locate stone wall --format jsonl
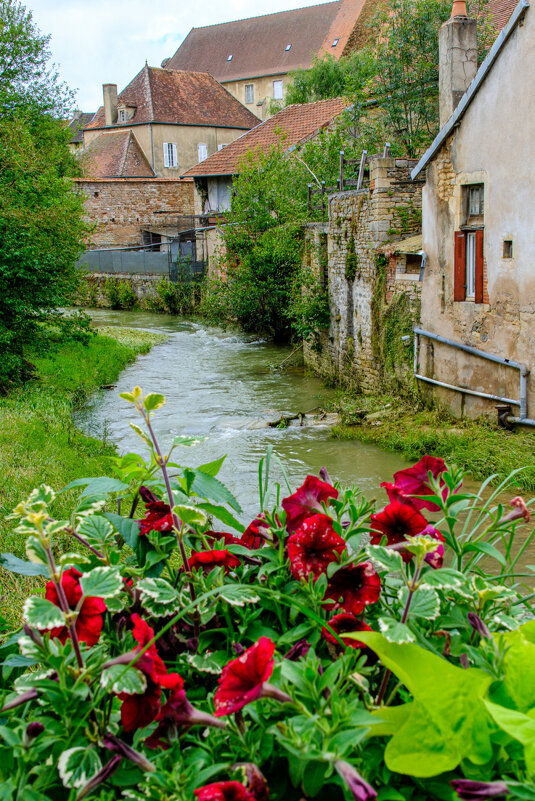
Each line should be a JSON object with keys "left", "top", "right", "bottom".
{"left": 75, "top": 178, "right": 194, "bottom": 248}
{"left": 77, "top": 274, "right": 164, "bottom": 310}
{"left": 303, "top": 154, "right": 422, "bottom": 391}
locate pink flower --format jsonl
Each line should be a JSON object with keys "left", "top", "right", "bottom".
{"left": 392, "top": 456, "right": 448, "bottom": 511}
{"left": 287, "top": 514, "right": 346, "bottom": 580}
{"left": 282, "top": 475, "right": 339, "bottom": 533}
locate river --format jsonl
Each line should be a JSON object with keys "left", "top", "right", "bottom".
{"left": 77, "top": 309, "right": 408, "bottom": 520}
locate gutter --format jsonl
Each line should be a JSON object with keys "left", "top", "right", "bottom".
{"left": 411, "top": 0, "right": 530, "bottom": 179}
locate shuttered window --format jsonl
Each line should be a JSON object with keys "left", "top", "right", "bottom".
{"left": 163, "top": 142, "right": 177, "bottom": 168}
{"left": 453, "top": 229, "right": 484, "bottom": 303}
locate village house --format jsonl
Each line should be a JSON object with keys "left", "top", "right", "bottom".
{"left": 67, "top": 111, "right": 95, "bottom": 154}
{"left": 163, "top": 0, "right": 378, "bottom": 119}
{"left": 412, "top": 0, "right": 535, "bottom": 424}
{"left": 76, "top": 64, "right": 258, "bottom": 250}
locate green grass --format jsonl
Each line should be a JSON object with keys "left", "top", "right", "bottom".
{"left": 0, "top": 327, "right": 166, "bottom": 627}
{"left": 331, "top": 393, "right": 535, "bottom": 491}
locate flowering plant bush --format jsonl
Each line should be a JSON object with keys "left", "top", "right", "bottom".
{"left": 1, "top": 387, "right": 535, "bottom": 801}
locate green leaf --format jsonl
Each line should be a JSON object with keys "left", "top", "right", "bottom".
{"left": 419, "top": 567, "right": 466, "bottom": 590}
{"left": 463, "top": 541, "right": 506, "bottom": 567}
{"left": 79, "top": 566, "right": 123, "bottom": 599}
{"left": 143, "top": 393, "right": 165, "bottom": 412}
{"left": 484, "top": 701, "right": 535, "bottom": 773}
{"left": 62, "top": 476, "right": 129, "bottom": 498}
{"left": 366, "top": 545, "right": 403, "bottom": 573}
{"left": 58, "top": 747, "right": 102, "bottom": 789}
{"left": 100, "top": 664, "right": 147, "bottom": 695}
{"left": 398, "top": 588, "right": 440, "bottom": 620}
{"left": 23, "top": 596, "right": 64, "bottom": 629}
{"left": 189, "top": 469, "right": 242, "bottom": 514}
{"left": 173, "top": 435, "right": 207, "bottom": 447}
{"left": 173, "top": 505, "right": 207, "bottom": 527}
{"left": 359, "top": 632, "right": 494, "bottom": 777}
{"left": 494, "top": 622, "right": 535, "bottom": 712}
{"left": 196, "top": 455, "right": 226, "bottom": 476}
{"left": 0, "top": 553, "right": 49, "bottom": 577}
{"left": 138, "top": 577, "right": 178, "bottom": 605}
{"left": 78, "top": 515, "right": 114, "bottom": 546}
{"left": 129, "top": 423, "right": 153, "bottom": 447}
{"left": 25, "top": 536, "right": 48, "bottom": 566}
{"left": 104, "top": 512, "right": 140, "bottom": 550}
{"left": 197, "top": 502, "right": 245, "bottom": 533}
{"left": 377, "top": 617, "right": 415, "bottom": 644}
{"left": 218, "top": 586, "right": 260, "bottom": 606}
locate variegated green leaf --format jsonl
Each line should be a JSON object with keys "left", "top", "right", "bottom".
{"left": 58, "top": 747, "right": 102, "bottom": 789}
{"left": 23, "top": 596, "right": 64, "bottom": 630}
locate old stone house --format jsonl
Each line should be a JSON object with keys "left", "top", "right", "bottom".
{"left": 412, "top": 0, "right": 535, "bottom": 423}
{"left": 67, "top": 111, "right": 95, "bottom": 154}
{"left": 164, "top": 0, "right": 379, "bottom": 120}
{"left": 76, "top": 64, "right": 258, "bottom": 249}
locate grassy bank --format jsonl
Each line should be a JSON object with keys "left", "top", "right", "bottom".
{"left": 331, "top": 393, "right": 535, "bottom": 491}
{"left": 0, "top": 326, "right": 166, "bottom": 627}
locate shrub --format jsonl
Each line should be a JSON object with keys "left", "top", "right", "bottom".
{"left": 1, "top": 388, "right": 534, "bottom": 799}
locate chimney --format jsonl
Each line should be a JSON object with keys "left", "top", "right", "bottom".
{"left": 103, "top": 83, "right": 118, "bottom": 126}
{"left": 438, "top": 1, "right": 478, "bottom": 126}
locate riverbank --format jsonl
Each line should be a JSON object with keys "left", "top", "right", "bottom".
{"left": 0, "top": 326, "right": 166, "bottom": 626}
{"left": 331, "top": 392, "right": 535, "bottom": 491}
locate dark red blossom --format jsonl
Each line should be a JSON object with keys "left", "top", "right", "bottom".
{"left": 287, "top": 514, "right": 346, "bottom": 580}
{"left": 207, "top": 531, "right": 244, "bottom": 548}
{"left": 242, "top": 515, "right": 272, "bottom": 549}
{"left": 214, "top": 637, "right": 275, "bottom": 717}
{"left": 335, "top": 761, "right": 377, "bottom": 801}
{"left": 322, "top": 613, "right": 373, "bottom": 651}
{"left": 195, "top": 782, "right": 256, "bottom": 801}
{"left": 45, "top": 567, "right": 106, "bottom": 647}
{"left": 145, "top": 685, "right": 225, "bottom": 749}
{"left": 381, "top": 482, "right": 419, "bottom": 510}
{"left": 392, "top": 455, "right": 448, "bottom": 511}
{"left": 370, "top": 502, "right": 428, "bottom": 559}
{"left": 450, "top": 780, "right": 510, "bottom": 800}
{"left": 188, "top": 549, "right": 241, "bottom": 573}
{"left": 282, "top": 475, "right": 339, "bottom": 533}
{"left": 138, "top": 486, "right": 174, "bottom": 536}
{"left": 324, "top": 562, "right": 381, "bottom": 615}
{"left": 119, "top": 614, "right": 182, "bottom": 732}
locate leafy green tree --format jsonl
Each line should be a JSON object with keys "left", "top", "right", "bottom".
{"left": 0, "top": 0, "right": 89, "bottom": 390}
{"left": 284, "top": 52, "right": 375, "bottom": 106}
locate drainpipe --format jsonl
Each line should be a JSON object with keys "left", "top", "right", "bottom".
{"left": 149, "top": 123, "right": 155, "bottom": 172}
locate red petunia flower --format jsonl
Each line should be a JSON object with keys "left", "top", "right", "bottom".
{"left": 370, "top": 502, "right": 428, "bottom": 559}
{"left": 324, "top": 562, "right": 381, "bottom": 615}
{"left": 119, "top": 614, "right": 182, "bottom": 732}
{"left": 241, "top": 515, "right": 272, "bottom": 549}
{"left": 195, "top": 782, "right": 256, "bottom": 801}
{"left": 392, "top": 455, "right": 448, "bottom": 512}
{"left": 322, "top": 613, "right": 373, "bottom": 650}
{"left": 189, "top": 549, "right": 241, "bottom": 573}
{"left": 45, "top": 567, "right": 106, "bottom": 647}
{"left": 287, "top": 514, "right": 346, "bottom": 580}
{"left": 206, "top": 531, "right": 244, "bottom": 548}
{"left": 380, "top": 482, "right": 419, "bottom": 510}
{"left": 214, "top": 637, "right": 275, "bottom": 717}
{"left": 145, "top": 685, "right": 225, "bottom": 749}
{"left": 282, "top": 475, "right": 339, "bottom": 533}
{"left": 138, "top": 486, "right": 174, "bottom": 536}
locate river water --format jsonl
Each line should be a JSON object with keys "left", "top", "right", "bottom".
{"left": 77, "top": 309, "right": 408, "bottom": 520}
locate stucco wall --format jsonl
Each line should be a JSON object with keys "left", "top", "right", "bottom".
{"left": 222, "top": 74, "right": 287, "bottom": 119}
{"left": 420, "top": 6, "right": 535, "bottom": 418}
{"left": 304, "top": 156, "right": 422, "bottom": 390}
{"left": 75, "top": 178, "right": 194, "bottom": 248}
{"left": 84, "top": 123, "right": 250, "bottom": 177}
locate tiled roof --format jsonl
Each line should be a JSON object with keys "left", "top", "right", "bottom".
{"left": 81, "top": 131, "right": 155, "bottom": 178}
{"left": 182, "top": 97, "right": 349, "bottom": 177}
{"left": 165, "top": 1, "right": 356, "bottom": 81}
{"left": 68, "top": 112, "right": 95, "bottom": 143}
{"left": 86, "top": 65, "right": 259, "bottom": 131}
{"left": 490, "top": 0, "right": 520, "bottom": 28}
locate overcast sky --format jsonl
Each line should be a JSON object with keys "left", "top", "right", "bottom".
{"left": 26, "top": 0, "right": 320, "bottom": 112}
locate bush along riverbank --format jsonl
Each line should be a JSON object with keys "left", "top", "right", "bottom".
{"left": 331, "top": 392, "right": 535, "bottom": 492}
{"left": 76, "top": 274, "right": 203, "bottom": 315}
{"left": 0, "top": 328, "right": 166, "bottom": 627}
{"left": 1, "top": 387, "right": 535, "bottom": 800}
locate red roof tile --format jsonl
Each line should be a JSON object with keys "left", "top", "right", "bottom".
{"left": 489, "top": 0, "right": 519, "bottom": 29}
{"left": 86, "top": 65, "right": 259, "bottom": 131}
{"left": 81, "top": 131, "right": 155, "bottom": 178}
{"left": 165, "top": 2, "right": 346, "bottom": 81}
{"left": 182, "top": 97, "right": 349, "bottom": 177}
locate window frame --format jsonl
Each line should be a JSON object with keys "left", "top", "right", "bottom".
{"left": 273, "top": 80, "right": 283, "bottom": 100}
{"left": 163, "top": 142, "right": 178, "bottom": 168}
{"left": 244, "top": 84, "right": 254, "bottom": 104}
{"left": 198, "top": 143, "right": 208, "bottom": 163}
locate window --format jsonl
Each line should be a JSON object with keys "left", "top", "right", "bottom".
{"left": 273, "top": 80, "right": 283, "bottom": 100}
{"left": 118, "top": 109, "right": 126, "bottom": 123}
{"left": 332, "top": 37, "right": 339, "bottom": 47}
{"left": 218, "top": 143, "right": 227, "bottom": 151}
{"left": 453, "top": 229, "right": 484, "bottom": 302}
{"left": 465, "top": 232, "right": 476, "bottom": 298}
{"left": 503, "top": 240, "right": 513, "bottom": 258}
{"left": 285, "top": 43, "right": 292, "bottom": 51}
{"left": 227, "top": 54, "right": 233, "bottom": 61}
{"left": 198, "top": 143, "right": 208, "bottom": 162}
{"left": 163, "top": 142, "right": 177, "bottom": 168}
{"left": 245, "top": 84, "right": 254, "bottom": 104}
{"left": 463, "top": 183, "right": 484, "bottom": 225}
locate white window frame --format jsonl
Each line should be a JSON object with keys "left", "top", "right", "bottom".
{"left": 198, "top": 143, "right": 208, "bottom": 162}
{"left": 245, "top": 84, "right": 254, "bottom": 104}
{"left": 465, "top": 231, "right": 476, "bottom": 299}
{"left": 273, "top": 80, "right": 283, "bottom": 100}
{"left": 163, "top": 142, "right": 178, "bottom": 168}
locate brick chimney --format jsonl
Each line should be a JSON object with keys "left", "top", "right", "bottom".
{"left": 103, "top": 83, "right": 118, "bottom": 126}
{"left": 438, "top": 0, "right": 478, "bottom": 126}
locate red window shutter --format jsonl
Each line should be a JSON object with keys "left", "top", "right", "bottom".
{"left": 453, "top": 231, "right": 466, "bottom": 301}
{"left": 475, "top": 229, "right": 484, "bottom": 303}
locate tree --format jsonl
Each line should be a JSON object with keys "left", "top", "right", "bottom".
{"left": 0, "top": 0, "right": 89, "bottom": 390}
{"left": 284, "top": 52, "right": 375, "bottom": 106}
